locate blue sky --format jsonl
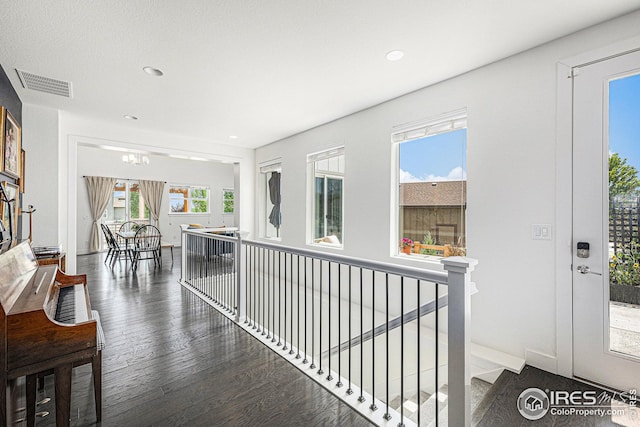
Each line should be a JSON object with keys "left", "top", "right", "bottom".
{"left": 610, "top": 73, "right": 640, "bottom": 169}
{"left": 399, "top": 128, "right": 467, "bottom": 182}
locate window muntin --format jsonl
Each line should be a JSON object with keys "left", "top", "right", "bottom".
{"left": 395, "top": 112, "right": 467, "bottom": 258}
{"left": 223, "top": 189, "right": 235, "bottom": 214}
{"left": 169, "top": 185, "right": 210, "bottom": 214}
{"left": 309, "top": 148, "right": 344, "bottom": 247}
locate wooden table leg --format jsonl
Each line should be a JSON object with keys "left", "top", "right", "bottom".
{"left": 54, "top": 364, "right": 72, "bottom": 427}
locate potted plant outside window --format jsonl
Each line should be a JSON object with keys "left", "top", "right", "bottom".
{"left": 400, "top": 238, "right": 413, "bottom": 255}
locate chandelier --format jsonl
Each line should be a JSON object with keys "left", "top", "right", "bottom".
{"left": 122, "top": 153, "right": 150, "bottom": 166}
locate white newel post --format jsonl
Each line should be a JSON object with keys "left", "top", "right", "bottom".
{"left": 180, "top": 226, "right": 188, "bottom": 283}
{"left": 235, "top": 231, "right": 249, "bottom": 323}
{"left": 441, "top": 256, "right": 478, "bottom": 427}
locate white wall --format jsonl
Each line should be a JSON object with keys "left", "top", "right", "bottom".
{"left": 76, "top": 146, "right": 234, "bottom": 254}
{"left": 253, "top": 11, "right": 640, "bottom": 369}
{"left": 21, "top": 104, "right": 59, "bottom": 246}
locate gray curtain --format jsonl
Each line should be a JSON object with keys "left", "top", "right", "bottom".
{"left": 139, "top": 180, "right": 165, "bottom": 225}
{"left": 85, "top": 176, "right": 116, "bottom": 252}
{"left": 268, "top": 172, "right": 281, "bottom": 234}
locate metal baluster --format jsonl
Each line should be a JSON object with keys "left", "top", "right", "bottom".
{"left": 336, "top": 264, "right": 343, "bottom": 387}
{"left": 326, "top": 262, "right": 332, "bottom": 381}
{"left": 253, "top": 246, "right": 257, "bottom": 328}
{"left": 384, "top": 273, "right": 391, "bottom": 421}
{"left": 358, "top": 267, "right": 365, "bottom": 403}
{"left": 399, "top": 277, "right": 405, "bottom": 427}
{"left": 277, "top": 251, "right": 282, "bottom": 346}
{"left": 260, "top": 248, "right": 265, "bottom": 335}
{"left": 417, "top": 280, "right": 421, "bottom": 427}
{"left": 246, "top": 246, "right": 251, "bottom": 325}
{"left": 272, "top": 249, "right": 276, "bottom": 343}
{"left": 296, "top": 254, "right": 301, "bottom": 359}
{"left": 370, "top": 270, "right": 377, "bottom": 411}
{"left": 310, "top": 259, "right": 316, "bottom": 369}
{"left": 267, "top": 250, "right": 272, "bottom": 340}
{"left": 435, "top": 282, "right": 439, "bottom": 427}
{"left": 347, "top": 266, "right": 353, "bottom": 395}
{"left": 303, "top": 256, "right": 308, "bottom": 364}
{"left": 289, "top": 252, "right": 295, "bottom": 355}
{"left": 317, "top": 260, "right": 323, "bottom": 375}
{"left": 282, "top": 252, "right": 289, "bottom": 350}
{"left": 283, "top": 252, "right": 288, "bottom": 351}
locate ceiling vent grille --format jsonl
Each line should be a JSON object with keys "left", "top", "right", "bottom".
{"left": 15, "top": 69, "right": 73, "bottom": 98}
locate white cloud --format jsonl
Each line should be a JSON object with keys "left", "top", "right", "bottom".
{"left": 399, "top": 169, "right": 422, "bottom": 183}
{"left": 402, "top": 166, "right": 466, "bottom": 182}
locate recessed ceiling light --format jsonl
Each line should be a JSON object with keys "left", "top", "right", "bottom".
{"left": 143, "top": 66, "right": 164, "bottom": 77}
{"left": 229, "top": 135, "right": 238, "bottom": 139}
{"left": 386, "top": 50, "right": 404, "bottom": 61}
{"left": 123, "top": 115, "right": 138, "bottom": 120}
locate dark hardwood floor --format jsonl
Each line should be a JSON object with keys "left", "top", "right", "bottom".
{"left": 474, "top": 365, "right": 638, "bottom": 427}
{"left": 19, "top": 252, "right": 371, "bottom": 426}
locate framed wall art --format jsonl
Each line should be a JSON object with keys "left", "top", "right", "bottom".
{"left": 0, "top": 106, "right": 4, "bottom": 175}
{"left": 0, "top": 181, "right": 19, "bottom": 237}
{"left": 2, "top": 108, "right": 21, "bottom": 179}
{"left": 19, "top": 148, "right": 25, "bottom": 193}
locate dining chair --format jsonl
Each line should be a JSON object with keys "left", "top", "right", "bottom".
{"left": 100, "top": 224, "right": 114, "bottom": 264}
{"left": 131, "top": 225, "right": 162, "bottom": 270}
{"left": 119, "top": 221, "right": 140, "bottom": 233}
{"left": 104, "top": 225, "right": 131, "bottom": 266}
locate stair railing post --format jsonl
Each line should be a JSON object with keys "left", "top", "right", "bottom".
{"left": 180, "top": 225, "right": 188, "bottom": 283}
{"left": 235, "top": 231, "right": 248, "bottom": 323}
{"left": 441, "top": 256, "right": 478, "bottom": 427}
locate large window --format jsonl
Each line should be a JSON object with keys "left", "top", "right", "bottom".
{"left": 309, "top": 147, "right": 344, "bottom": 247}
{"left": 169, "top": 185, "right": 210, "bottom": 214}
{"left": 394, "top": 111, "right": 467, "bottom": 258}
{"left": 260, "top": 162, "right": 282, "bottom": 239}
{"left": 223, "top": 189, "right": 235, "bottom": 214}
{"left": 103, "top": 180, "right": 150, "bottom": 223}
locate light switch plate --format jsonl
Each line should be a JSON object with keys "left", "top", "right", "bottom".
{"left": 532, "top": 224, "right": 552, "bottom": 240}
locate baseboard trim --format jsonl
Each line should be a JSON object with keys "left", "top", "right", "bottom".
{"left": 525, "top": 348, "right": 558, "bottom": 374}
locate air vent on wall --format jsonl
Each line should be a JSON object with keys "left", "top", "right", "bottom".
{"left": 15, "top": 69, "right": 73, "bottom": 98}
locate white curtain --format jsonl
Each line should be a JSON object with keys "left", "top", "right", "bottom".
{"left": 85, "top": 176, "right": 116, "bottom": 252}
{"left": 139, "top": 180, "right": 165, "bottom": 225}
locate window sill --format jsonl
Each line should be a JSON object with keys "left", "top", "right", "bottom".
{"left": 168, "top": 212, "right": 211, "bottom": 216}
{"left": 393, "top": 252, "right": 445, "bottom": 264}
{"left": 308, "top": 242, "right": 344, "bottom": 250}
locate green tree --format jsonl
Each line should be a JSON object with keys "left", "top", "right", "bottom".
{"left": 130, "top": 190, "right": 140, "bottom": 219}
{"left": 609, "top": 153, "right": 640, "bottom": 199}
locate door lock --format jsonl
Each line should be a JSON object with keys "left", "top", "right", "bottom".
{"left": 577, "top": 242, "right": 590, "bottom": 258}
{"left": 576, "top": 265, "right": 602, "bottom": 276}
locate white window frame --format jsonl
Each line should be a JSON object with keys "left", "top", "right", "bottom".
{"left": 307, "top": 147, "right": 345, "bottom": 248}
{"left": 222, "top": 188, "right": 235, "bottom": 215}
{"left": 391, "top": 109, "right": 467, "bottom": 260}
{"left": 259, "top": 160, "right": 282, "bottom": 240}
{"left": 168, "top": 184, "right": 211, "bottom": 215}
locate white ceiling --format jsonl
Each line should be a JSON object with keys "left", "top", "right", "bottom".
{"left": 1, "top": 1, "right": 639, "bottom": 149}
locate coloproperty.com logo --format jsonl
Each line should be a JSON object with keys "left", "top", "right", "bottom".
{"left": 517, "top": 387, "right": 637, "bottom": 420}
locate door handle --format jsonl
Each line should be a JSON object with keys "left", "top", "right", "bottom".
{"left": 576, "top": 265, "right": 602, "bottom": 276}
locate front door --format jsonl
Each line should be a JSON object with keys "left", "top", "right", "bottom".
{"left": 573, "top": 49, "right": 640, "bottom": 391}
